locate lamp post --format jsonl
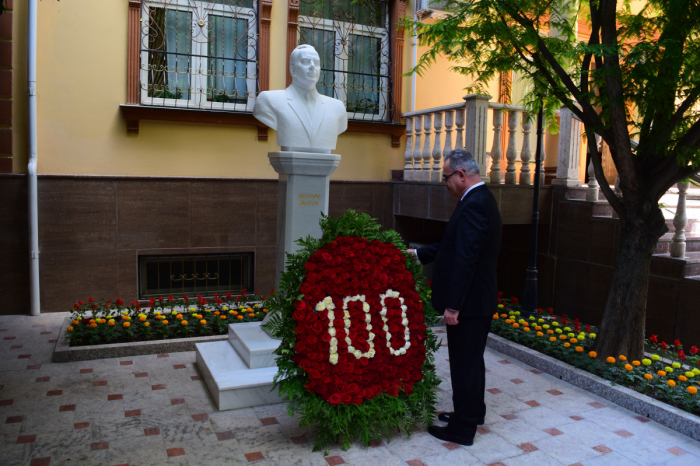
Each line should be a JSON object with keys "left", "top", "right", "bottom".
{"left": 521, "top": 104, "right": 545, "bottom": 317}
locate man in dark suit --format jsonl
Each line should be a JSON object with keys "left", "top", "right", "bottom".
{"left": 407, "top": 149, "right": 502, "bottom": 446}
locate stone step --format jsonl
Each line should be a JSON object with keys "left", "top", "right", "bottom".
{"left": 195, "top": 340, "right": 284, "bottom": 411}
{"left": 654, "top": 233, "right": 700, "bottom": 254}
{"left": 652, "top": 251, "right": 700, "bottom": 278}
{"left": 228, "top": 322, "right": 280, "bottom": 369}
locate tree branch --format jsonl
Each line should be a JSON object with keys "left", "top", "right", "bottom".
{"left": 588, "top": 131, "right": 623, "bottom": 213}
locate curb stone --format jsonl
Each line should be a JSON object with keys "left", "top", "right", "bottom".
{"left": 486, "top": 331, "right": 700, "bottom": 442}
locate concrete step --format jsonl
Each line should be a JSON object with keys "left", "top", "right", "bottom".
{"left": 652, "top": 251, "right": 700, "bottom": 278}
{"left": 228, "top": 322, "right": 280, "bottom": 369}
{"left": 654, "top": 233, "right": 700, "bottom": 254}
{"left": 195, "top": 340, "right": 284, "bottom": 411}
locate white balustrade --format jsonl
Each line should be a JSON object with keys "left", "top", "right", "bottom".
{"left": 431, "top": 112, "right": 443, "bottom": 183}
{"left": 504, "top": 111, "right": 519, "bottom": 184}
{"left": 489, "top": 108, "right": 503, "bottom": 184}
{"left": 671, "top": 182, "right": 689, "bottom": 258}
{"left": 403, "top": 117, "right": 414, "bottom": 181}
{"left": 519, "top": 113, "right": 532, "bottom": 185}
{"left": 553, "top": 107, "right": 583, "bottom": 187}
{"left": 586, "top": 153, "right": 600, "bottom": 201}
{"left": 412, "top": 115, "right": 423, "bottom": 182}
{"left": 455, "top": 107, "right": 465, "bottom": 151}
{"left": 421, "top": 114, "right": 433, "bottom": 182}
{"left": 443, "top": 110, "right": 454, "bottom": 159}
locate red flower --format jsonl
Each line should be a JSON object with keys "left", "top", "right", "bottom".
{"left": 679, "top": 350, "right": 687, "bottom": 361}
{"left": 690, "top": 346, "right": 698, "bottom": 355}
{"left": 660, "top": 341, "right": 668, "bottom": 349}
{"left": 674, "top": 339, "right": 682, "bottom": 348}
{"left": 328, "top": 393, "right": 342, "bottom": 405}
{"left": 649, "top": 334, "right": 658, "bottom": 344}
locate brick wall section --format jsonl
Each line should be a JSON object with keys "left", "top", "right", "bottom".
{"left": 0, "top": 2, "right": 13, "bottom": 172}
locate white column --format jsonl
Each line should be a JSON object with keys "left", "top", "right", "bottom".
{"left": 671, "top": 182, "right": 689, "bottom": 258}
{"left": 519, "top": 113, "right": 532, "bottom": 186}
{"left": 403, "top": 117, "right": 414, "bottom": 181}
{"left": 586, "top": 153, "right": 600, "bottom": 201}
{"left": 489, "top": 108, "right": 503, "bottom": 184}
{"left": 412, "top": 115, "right": 423, "bottom": 182}
{"left": 464, "top": 94, "right": 489, "bottom": 180}
{"left": 421, "top": 113, "right": 433, "bottom": 182}
{"left": 454, "top": 108, "right": 465, "bottom": 151}
{"left": 443, "top": 110, "right": 454, "bottom": 159}
{"left": 552, "top": 107, "right": 583, "bottom": 186}
{"left": 504, "top": 111, "right": 519, "bottom": 184}
{"left": 431, "top": 112, "right": 443, "bottom": 182}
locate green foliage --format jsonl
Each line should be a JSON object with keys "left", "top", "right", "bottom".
{"left": 263, "top": 210, "right": 440, "bottom": 451}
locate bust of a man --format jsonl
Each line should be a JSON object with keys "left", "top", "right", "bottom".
{"left": 253, "top": 44, "right": 348, "bottom": 153}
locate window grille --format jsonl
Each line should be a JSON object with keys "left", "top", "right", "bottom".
{"left": 139, "top": 0, "right": 259, "bottom": 112}
{"left": 138, "top": 253, "right": 254, "bottom": 299}
{"left": 297, "top": 0, "right": 394, "bottom": 122}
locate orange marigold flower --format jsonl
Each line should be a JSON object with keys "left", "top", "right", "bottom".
{"left": 144, "top": 322, "right": 150, "bottom": 327}
{"left": 214, "top": 311, "right": 220, "bottom": 316}
{"left": 668, "top": 380, "right": 676, "bottom": 387}
{"left": 575, "top": 346, "right": 584, "bottom": 352}
{"left": 162, "top": 320, "right": 168, "bottom": 325}
{"left": 237, "top": 315, "right": 244, "bottom": 320}
{"left": 559, "top": 335, "right": 567, "bottom": 340}
{"left": 513, "top": 323, "right": 520, "bottom": 328}
{"left": 658, "top": 370, "right": 667, "bottom": 377}
{"left": 248, "top": 313, "right": 254, "bottom": 317}
{"left": 536, "top": 332, "right": 544, "bottom": 337}
{"left": 549, "top": 337, "right": 557, "bottom": 342}
{"left": 679, "top": 375, "right": 688, "bottom": 382}
{"left": 619, "top": 355, "right": 627, "bottom": 361}
{"left": 220, "top": 315, "right": 226, "bottom": 320}
{"left": 500, "top": 314, "right": 507, "bottom": 318}
{"left": 632, "top": 361, "right": 641, "bottom": 366}
{"left": 90, "top": 323, "right": 97, "bottom": 328}
{"left": 564, "top": 342, "right": 571, "bottom": 348}
{"left": 523, "top": 327, "right": 530, "bottom": 332}
{"left": 200, "top": 319, "right": 207, "bottom": 325}
{"left": 624, "top": 364, "right": 633, "bottom": 371}
{"left": 570, "top": 338, "right": 578, "bottom": 344}
{"left": 688, "top": 386, "right": 698, "bottom": 394}
{"left": 547, "top": 329, "right": 554, "bottom": 334}
{"left": 139, "top": 316, "right": 147, "bottom": 322}
{"left": 123, "top": 322, "right": 130, "bottom": 328}
{"left": 263, "top": 309, "right": 269, "bottom": 313}
{"left": 66, "top": 326, "right": 74, "bottom": 332}
{"left": 89, "top": 319, "right": 96, "bottom": 324}
{"left": 233, "top": 311, "right": 238, "bottom": 316}
{"left": 176, "top": 314, "right": 183, "bottom": 320}
{"left": 493, "top": 314, "right": 499, "bottom": 320}
{"left": 589, "top": 351, "right": 597, "bottom": 358}
{"left": 606, "top": 357, "right": 616, "bottom": 363}
{"left": 108, "top": 321, "right": 115, "bottom": 326}
{"left": 72, "top": 320, "right": 80, "bottom": 326}
{"left": 535, "top": 326, "right": 542, "bottom": 331}
{"left": 181, "top": 320, "right": 188, "bottom": 326}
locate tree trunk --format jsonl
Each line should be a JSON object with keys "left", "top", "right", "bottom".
{"left": 593, "top": 202, "right": 667, "bottom": 361}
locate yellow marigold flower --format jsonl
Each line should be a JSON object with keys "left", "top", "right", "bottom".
{"left": 536, "top": 332, "right": 544, "bottom": 337}
{"left": 619, "top": 355, "right": 627, "bottom": 361}
{"left": 668, "top": 380, "right": 676, "bottom": 388}
{"left": 589, "top": 351, "right": 597, "bottom": 358}
{"left": 139, "top": 316, "right": 146, "bottom": 322}
{"left": 665, "top": 367, "right": 674, "bottom": 373}
{"left": 679, "top": 375, "right": 688, "bottom": 382}
{"left": 223, "top": 307, "right": 229, "bottom": 311}
{"left": 552, "top": 322, "right": 559, "bottom": 327}
{"left": 606, "top": 357, "right": 616, "bottom": 364}
{"left": 570, "top": 338, "right": 578, "bottom": 344}
{"left": 144, "top": 322, "right": 150, "bottom": 327}
{"left": 549, "top": 337, "right": 557, "bottom": 342}
{"left": 686, "top": 372, "right": 695, "bottom": 378}
{"left": 181, "top": 320, "right": 188, "bottom": 326}
{"left": 237, "top": 315, "right": 244, "bottom": 320}
{"left": 658, "top": 370, "right": 667, "bottom": 377}
{"left": 624, "top": 364, "right": 633, "bottom": 371}
{"left": 498, "top": 304, "right": 504, "bottom": 309}
{"left": 688, "top": 386, "right": 698, "bottom": 394}
{"left": 651, "top": 354, "right": 660, "bottom": 361}
{"left": 559, "top": 335, "right": 567, "bottom": 340}
{"left": 575, "top": 346, "right": 584, "bottom": 352}
{"left": 72, "top": 320, "right": 80, "bottom": 326}
{"left": 162, "top": 319, "right": 168, "bottom": 325}
{"left": 672, "top": 362, "right": 681, "bottom": 369}
{"left": 642, "top": 359, "right": 651, "bottom": 365}
{"left": 564, "top": 343, "right": 571, "bottom": 348}
{"left": 632, "top": 360, "right": 641, "bottom": 366}
{"left": 123, "top": 322, "right": 130, "bottom": 328}
{"left": 66, "top": 326, "right": 74, "bottom": 332}
{"left": 644, "top": 373, "right": 653, "bottom": 380}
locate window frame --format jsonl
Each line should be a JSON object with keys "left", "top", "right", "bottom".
{"left": 139, "top": 0, "right": 259, "bottom": 113}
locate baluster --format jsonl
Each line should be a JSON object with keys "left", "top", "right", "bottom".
{"left": 504, "top": 111, "right": 519, "bottom": 184}
{"left": 443, "top": 110, "right": 454, "bottom": 164}
{"left": 422, "top": 113, "right": 433, "bottom": 182}
{"left": 519, "top": 113, "right": 532, "bottom": 185}
{"left": 431, "top": 112, "right": 443, "bottom": 182}
{"left": 586, "top": 155, "right": 599, "bottom": 201}
{"left": 455, "top": 108, "right": 465, "bottom": 150}
{"left": 671, "top": 182, "right": 689, "bottom": 258}
{"left": 403, "top": 117, "right": 414, "bottom": 181}
{"left": 489, "top": 108, "right": 503, "bottom": 184}
{"left": 412, "top": 115, "right": 423, "bottom": 182}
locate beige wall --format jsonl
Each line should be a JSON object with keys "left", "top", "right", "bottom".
{"left": 11, "top": 0, "right": 413, "bottom": 181}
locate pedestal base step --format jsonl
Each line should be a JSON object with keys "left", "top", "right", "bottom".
{"left": 196, "top": 341, "right": 284, "bottom": 411}
{"left": 228, "top": 322, "right": 281, "bottom": 369}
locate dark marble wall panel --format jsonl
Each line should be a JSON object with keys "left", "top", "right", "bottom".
{"left": 646, "top": 276, "right": 681, "bottom": 344}
{"left": 556, "top": 202, "right": 592, "bottom": 261}
{"left": 676, "top": 279, "right": 700, "bottom": 348}
{"left": 552, "top": 258, "right": 613, "bottom": 325}
{"left": 0, "top": 175, "right": 29, "bottom": 315}
{"left": 587, "top": 218, "right": 618, "bottom": 266}
{"left": 255, "top": 180, "right": 278, "bottom": 247}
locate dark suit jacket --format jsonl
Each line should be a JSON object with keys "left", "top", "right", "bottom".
{"left": 417, "top": 184, "right": 502, "bottom": 318}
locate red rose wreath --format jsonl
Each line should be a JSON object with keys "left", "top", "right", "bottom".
{"left": 265, "top": 211, "right": 439, "bottom": 450}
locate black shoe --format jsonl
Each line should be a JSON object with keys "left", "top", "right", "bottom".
{"left": 427, "top": 425, "right": 474, "bottom": 446}
{"left": 437, "top": 412, "right": 484, "bottom": 425}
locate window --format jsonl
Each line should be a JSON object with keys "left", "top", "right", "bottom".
{"left": 138, "top": 253, "right": 254, "bottom": 299}
{"left": 297, "top": 0, "right": 393, "bottom": 122}
{"left": 140, "top": 0, "right": 259, "bottom": 112}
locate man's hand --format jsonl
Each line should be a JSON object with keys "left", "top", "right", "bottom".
{"left": 406, "top": 249, "right": 418, "bottom": 259}
{"left": 444, "top": 308, "right": 459, "bottom": 325}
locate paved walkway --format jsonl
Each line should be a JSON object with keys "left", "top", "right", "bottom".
{"left": 1, "top": 313, "right": 699, "bottom": 466}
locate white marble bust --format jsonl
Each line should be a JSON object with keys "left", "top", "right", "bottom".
{"left": 253, "top": 45, "right": 348, "bottom": 153}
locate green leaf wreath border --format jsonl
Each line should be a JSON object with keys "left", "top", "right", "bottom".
{"left": 264, "top": 210, "right": 441, "bottom": 451}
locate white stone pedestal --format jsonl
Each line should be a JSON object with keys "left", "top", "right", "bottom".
{"left": 268, "top": 151, "right": 341, "bottom": 284}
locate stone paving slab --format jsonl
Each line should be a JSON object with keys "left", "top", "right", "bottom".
{"left": 2, "top": 314, "right": 700, "bottom": 466}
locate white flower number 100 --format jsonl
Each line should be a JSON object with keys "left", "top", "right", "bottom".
{"left": 314, "top": 289, "right": 411, "bottom": 366}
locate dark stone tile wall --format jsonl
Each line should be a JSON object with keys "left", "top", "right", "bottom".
{"left": 1, "top": 176, "right": 393, "bottom": 314}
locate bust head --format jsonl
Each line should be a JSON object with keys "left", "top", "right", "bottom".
{"left": 289, "top": 45, "right": 321, "bottom": 91}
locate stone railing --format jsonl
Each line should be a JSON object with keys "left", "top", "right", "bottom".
{"left": 401, "top": 95, "right": 584, "bottom": 187}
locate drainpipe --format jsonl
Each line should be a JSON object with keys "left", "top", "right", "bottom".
{"left": 28, "top": 0, "right": 40, "bottom": 316}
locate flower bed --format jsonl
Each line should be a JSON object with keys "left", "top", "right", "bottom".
{"left": 65, "top": 291, "right": 270, "bottom": 347}
{"left": 492, "top": 295, "right": 700, "bottom": 416}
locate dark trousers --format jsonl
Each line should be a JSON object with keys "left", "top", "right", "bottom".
{"left": 445, "top": 315, "right": 492, "bottom": 438}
